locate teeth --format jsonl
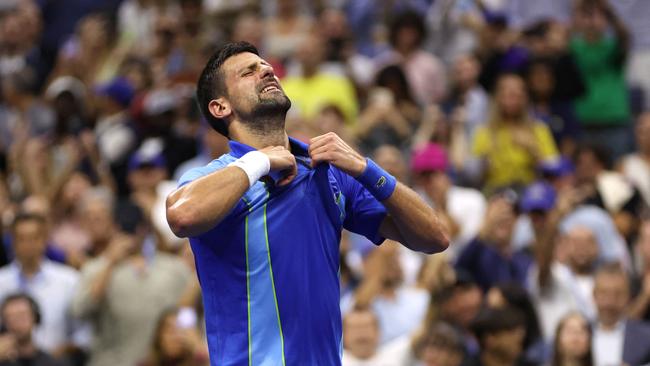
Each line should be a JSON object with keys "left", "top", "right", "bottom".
{"left": 262, "top": 85, "right": 278, "bottom": 93}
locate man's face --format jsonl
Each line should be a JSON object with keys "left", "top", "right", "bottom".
{"left": 565, "top": 227, "right": 598, "bottom": 273}
{"left": 343, "top": 310, "right": 379, "bottom": 360}
{"left": 594, "top": 272, "right": 629, "bottom": 327}
{"left": 13, "top": 220, "right": 47, "bottom": 266}
{"left": 221, "top": 52, "right": 291, "bottom": 126}
{"left": 442, "top": 286, "right": 483, "bottom": 329}
{"left": 2, "top": 299, "right": 35, "bottom": 342}
{"left": 81, "top": 198, "right": 115, "bottom": 244}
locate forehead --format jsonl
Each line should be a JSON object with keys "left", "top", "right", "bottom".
{"left": 222, "top": 52, "right": 267, "bottom": 74}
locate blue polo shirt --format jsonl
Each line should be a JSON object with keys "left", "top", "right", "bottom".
{"left": 178, "top": 137, "right": 387, "bottom": 366}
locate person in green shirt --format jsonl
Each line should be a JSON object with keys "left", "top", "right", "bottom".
{"left": 570, "top": 0, "right": 632, "bottom": 159}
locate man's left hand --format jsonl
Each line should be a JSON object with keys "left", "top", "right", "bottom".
{"left": 308, "top": 132, "right": 367, "bottom": 177}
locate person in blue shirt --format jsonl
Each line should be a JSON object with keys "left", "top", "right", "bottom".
{"left": 165, "top": 41, "right": 449, "bottom": 366}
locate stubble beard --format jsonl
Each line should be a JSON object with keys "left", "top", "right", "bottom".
{"left": 240, "top": 93, "right": 292, "bottom": 136}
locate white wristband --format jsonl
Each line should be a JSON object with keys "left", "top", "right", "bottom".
{"left": 228, "top": 151, "right": 271, "bottom": 188}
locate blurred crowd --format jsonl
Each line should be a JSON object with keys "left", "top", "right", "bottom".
{"left": 1, "top": 0, "right": 650, "bottom": 365}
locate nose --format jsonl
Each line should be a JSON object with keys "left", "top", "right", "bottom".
{"left": 260, "top": 63, "right": 275, "bottom": 80}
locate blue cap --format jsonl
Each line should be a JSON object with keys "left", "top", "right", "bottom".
{"left": 95, "top": 77, "right": 135, "bottom": 108}
{"left": 520, "top": 181, "right": 556, "bottom": 213}
{"left": 540, "top": 157, "right": 574, "bottom": 177}
{"left": 128, "top": 140, "right": 166, "bottom": 172}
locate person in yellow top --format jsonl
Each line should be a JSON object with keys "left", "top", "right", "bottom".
{"left": 281, "top": 33, "right": 358, "bottom": 125}
{"left": 472, "top": 74, "right": 559, "bottom": 192}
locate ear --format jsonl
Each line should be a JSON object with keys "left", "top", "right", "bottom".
{"left": 208, "top": 97, "right": 232, "bottom": 120}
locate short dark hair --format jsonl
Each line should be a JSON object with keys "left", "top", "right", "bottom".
{"left": 471, "top": 307, "right": 525, "bottom": 348}
{"left": 196, "top": 41, "right": 260, "bottom": 137}
{"left": 11, "top": 212, "right": 46, "bottom": 232}
{"left": 1, "top": 293, "right": 41, "bottom": 326}
{"left": 388, "top": 10, "right": 427, "bottom": 48}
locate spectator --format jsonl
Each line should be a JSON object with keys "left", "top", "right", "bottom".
{"left": 77, "top": 187, "right": 116, "bottom": 259}
{"left": 525, "top": 57, "right": 580, "bottom": 157}
{"left": 264, "top": 0, "right": 313, "bottom": 61}
{"left": 443, "top": 53, "right": 489, "bottom": 174}
{"left": 0, "top": 293, "right": 66, "bottom": 366}
{"left": 629, "top": 217, "right": 650, "bottom": 320}
{"left": 376, "top": 10, "right": 447, "bottom": 106}
{"left": 550, "top": 312, "right": 593, "bottom": 366}
{"left": 609, "top": 0, "right": 650, "bottom": 111}
{"left": 355, "top": 65, "right": 419, "bottom": 152}
{"left": 352, "top": 242, "right": 429, "bottom": 344}
{"left": 486, "top": 283, "right": 547, "bottom": 364}
{"left": 52, "top": 12, "right": 123, "bottom": 85}
{"left": 592, "top": 263, "right": 650, "bottom": 366}
{"left": 0, "top": 213, "right": 86, "bottom": 356}
{"left": 456, "top": 193, "right": 533, "bottom": 292}
{"left": 570, "top": 0, "right": 631, "bottom": 159}
{"left": 432, "top": 273, "right": 483, "bottom": 360}
{"left": 471, "top": 73, "right": 559, "bottom": 192}
{"left": 138, "top": 307, "right": 208, "bottom": 366}
{"left": 380, "top": 321, "right": 465, "bottom": 366}
{"left": 620, "top": 112, "right": 650, "bottom": 210}
{"left": 506, "top": 0, "right": 572, "bottom": 29}
{"left": 71, "top": 202, "right": 191, "bottom": 366}
{"left": 341, "top": 306, "right": 385, "bottom": 366}
{"left": 282, "top": 32, "right": 358, "bottom": 125}
{"left": 466, "top": 307, "right": 535, "bottom": 366}
{"left": 411, "top": 143, "right": 486, "bottom": 260}
{"left": 574, "top": 143, "right": 643, "bottom": 239}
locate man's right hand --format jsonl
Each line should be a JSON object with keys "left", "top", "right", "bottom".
{"left": 259, "top": 146, "right": 297, "bottom": 186}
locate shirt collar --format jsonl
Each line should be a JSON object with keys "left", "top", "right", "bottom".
{"left": 228, "top": 136, "right": 310, "bottom": 159}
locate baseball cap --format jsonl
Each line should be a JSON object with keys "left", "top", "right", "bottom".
{"left": 142, "top": 89, "right": 179, "bottom": 116}
{"left": 95, "top": 77, "right": 135, "bottom": 108}
{"left": 540, "top": 157, "right": 574, "bottom": 178}
{"left": 128, "top": 139, "right": 166, "bottom": 172}
{"left": 45, "top": 76, "right": 86, "bottom": 101}
{"left": 411, "top": 143, "right": 448, "bottom": 173}
{"left": 519, "top": 181, "right": 556, "bottom": 213}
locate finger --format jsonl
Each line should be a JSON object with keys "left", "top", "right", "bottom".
{"left": 309, "top": 144, "right": 334, "bottom": 159}
{"left": 308, "top": 135, "right": 336, "bottom": 154}
{"left": 309, "top": 132, "right": 337, "bottom": 145}
{"left": 277, "top": 163, "right": 298, "bottom": 186}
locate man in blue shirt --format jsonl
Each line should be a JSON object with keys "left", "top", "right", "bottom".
{"left": 166, "top": 42, "right": 449, "bottom": 366}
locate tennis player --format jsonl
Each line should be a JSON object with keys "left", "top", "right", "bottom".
{"left": 166, "top": 41, "right": 449, "bottom": 366}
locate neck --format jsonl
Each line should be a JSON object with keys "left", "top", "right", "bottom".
{"left": 561, "top": 356, "right": 583, "bottom": 366}
{"left": 17, "top": 339, "right": 37, "bottom": 358}
{"left": 599, "top": 318, "right": 621, "bottom": 331}
{"left": 20, "top": 259, "right": 41, "bottom": 277}
{"left": 481, "top": 352, "right": 515, "bottom": 366}
{"left": 231, "top": 126, "right": 288, "bottom": 150}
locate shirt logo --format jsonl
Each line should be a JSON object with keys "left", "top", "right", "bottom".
{"left": 376, "top": 176, "right": 386, "bottom": 188}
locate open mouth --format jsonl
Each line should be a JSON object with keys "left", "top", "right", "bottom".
{"left": 260, "top": 84, "right": 281, "bottom": 94}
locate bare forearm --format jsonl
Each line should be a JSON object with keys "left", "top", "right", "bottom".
{"left": 380, "top": 183, "right": 449, "bottom": 254}
{"left": 166, "top": 167, "right": 250, "bottom": 237}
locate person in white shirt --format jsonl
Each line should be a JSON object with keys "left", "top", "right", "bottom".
{"left": 341, "top": 307, "right": 387, "bottom": 366}
{"left": 592, "top": 264, "right": 650, "bottom": 366}
{"left": 0, "top": 213, "right": 87, "bottom": 355}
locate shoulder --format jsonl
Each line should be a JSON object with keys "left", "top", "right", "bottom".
{"left": 43, "top": 261, "right": 79, "bottom": 283}
{"left": 177, "top": 154, "right": 235, "bottom": 187}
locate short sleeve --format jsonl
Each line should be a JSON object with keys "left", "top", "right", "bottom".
{"left": 333, "top": 168, "right": 387, "bottom": 245}
{"left": 177, "top": 156, "right": 230, "bottom": 187}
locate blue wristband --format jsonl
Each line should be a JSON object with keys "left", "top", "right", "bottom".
{"left": 356, "top": 158, "right": 397, "bottom": 201}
